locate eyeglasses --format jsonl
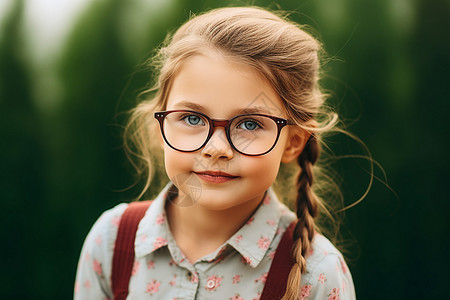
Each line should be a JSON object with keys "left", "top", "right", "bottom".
{"left": 154, "top": 110, "right": 293, "bottom": 156}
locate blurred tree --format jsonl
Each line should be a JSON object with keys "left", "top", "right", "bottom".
{"left": 0, "top": 0, "right": 46, "bottom": 298}
{"left": 45, "top": 0, "right": 133, "bottom": 297}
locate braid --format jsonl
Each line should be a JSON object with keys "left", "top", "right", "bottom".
{"left": 282, "top": 135, "right": 320, "bottom": 300}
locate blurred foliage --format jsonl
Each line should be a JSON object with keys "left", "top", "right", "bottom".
{"left": 1, "top": 0, "right": 449, "bottom": 298}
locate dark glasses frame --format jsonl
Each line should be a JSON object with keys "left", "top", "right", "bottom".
{"left": 154, "top": 110, "right": 294, "bottom": 156}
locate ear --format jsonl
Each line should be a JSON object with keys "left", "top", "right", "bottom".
{"left": 281, "top": 126, "right": 310, "bottom": 163}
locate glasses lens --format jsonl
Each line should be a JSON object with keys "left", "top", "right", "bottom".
{"left": 230, "top": 115, "right": 278, "bottom": 155}
{"left": 163, "top": 111, "right": 210, "bottom": 151}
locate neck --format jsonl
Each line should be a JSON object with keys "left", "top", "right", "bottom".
{"left": 166, "top": 193, "right": 263, "bottom": 262}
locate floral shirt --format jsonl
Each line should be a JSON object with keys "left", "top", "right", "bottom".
{"left": 74, "top": 184, "right": 356, "bottom": 299}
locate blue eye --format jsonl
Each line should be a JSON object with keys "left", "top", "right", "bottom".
{"left": 239, "top": 120, "right": 260, "bottom": 130}
{"left": 183, "top": 114, "right": 205, "bottom": 126}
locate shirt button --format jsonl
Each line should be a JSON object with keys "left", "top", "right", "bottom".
{"left": 206, "top": 279, "right": 215, "bottom": 289}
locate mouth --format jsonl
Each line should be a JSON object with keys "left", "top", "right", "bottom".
{"left": 193, "top": 171, "right": 240, "bottom": 184}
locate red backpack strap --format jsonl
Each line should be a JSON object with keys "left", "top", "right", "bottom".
{"left": 111, "top": 200, "right": 152, "bottom": 300}
{"left": 260, "top": 220, "right": 297, "bottom": 300}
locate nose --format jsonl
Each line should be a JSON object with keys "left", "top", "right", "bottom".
{"left": 201, "top": 127, "right": 234, "bottom": 160}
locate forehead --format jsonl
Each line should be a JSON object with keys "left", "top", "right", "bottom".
{"left": 165, "top": 51, "right": 285, "bottom": 118}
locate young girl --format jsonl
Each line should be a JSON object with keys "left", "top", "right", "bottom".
{"left": 75, "top": 6, "right": 356, "bottom": 300}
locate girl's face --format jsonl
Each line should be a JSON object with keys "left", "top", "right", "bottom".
{"left": 162, "top": 50, "right": 305, "bottom": 211}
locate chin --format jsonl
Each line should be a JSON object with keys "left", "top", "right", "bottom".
{"left": 197, "top": 189, "right": 259, "bottom": 211}
{"left": 195, "top": 195, "right": 236, "bottom": 211}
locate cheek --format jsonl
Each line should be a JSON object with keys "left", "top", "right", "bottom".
{"left": 164, "top": 147, "right": 193, "bottom": 180}
{"left": 245, "top": 141, "right": 287, "bottom": 183}
{"left": 241, "top": 154, "right": 281, "bottom": 186}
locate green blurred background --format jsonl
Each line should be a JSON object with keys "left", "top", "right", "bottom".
{"left": 1, "top": 0, "right": 449, "bottom": 298}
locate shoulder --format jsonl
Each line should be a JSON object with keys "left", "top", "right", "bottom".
{"left": 306, "top": 234, "right": 344, "bottom": 271}
{"left": 74, "top": 203, "right": 129, "bottom": 298}
{"left": 79, "top": 202, "right": 130, "bottom": 262}
{"left": 87, "top": 203, "right": 129, "bottom": 249}
{"left": 301, "top": 234, "right": 356, "bottom": 299}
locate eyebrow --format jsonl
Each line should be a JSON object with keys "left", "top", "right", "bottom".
{"left": 173, "top": 101, "right": 207, "bottom": 112}
{"left": 172, "top": 101, "right": 280, "bottom": 116}
{"left": 239, "top": 107, "right": 276, "bottom": 115}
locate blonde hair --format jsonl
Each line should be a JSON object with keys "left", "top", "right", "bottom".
{"left": 125, "top": 6, "right": 341, "bottom": 299}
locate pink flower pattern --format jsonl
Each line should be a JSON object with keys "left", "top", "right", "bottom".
{"left": 155, "top": 213, "right": 165, "bottom": 225}
{"left": 152, "top": 237, "right": 168, "bottom": 250}
{"left": 83, "top": 280, "right": 91, "bottom": 289}
{"left": 340, "top": 258, "right": 348, "bottom": 274}
{"left": 214, "top": 255, "right": 225, "bottom": 265}
{"left": 318, "top": 273, "right": 327, "bottom": 284}
{"left": 132, "top": 261, "right": 140, "bottom": 276}
{"left": 147, "top": 260, "right": 155, "bottom": 269}
{"left": 257, "top": 236, "right": 270, "bottom": 250}
{"left": 232, "top": 274, "right": 241, "bottom": 284}
{"left": 300, "top": 284, "right": 312, "bottom": 299}
{"left": 190, "top": 272, "right": 199, "bottom": 283}
{"left": 234, "top": 234, "right": 243, "bottom": 244}
{"left": 205, "top": 275, "right": 222, "bottom": 291}
{"left": 252, "top": 292, "right": 261, "bottom": 300}
{"left": 111, "top": 216, "right": 120, "bottom": 227}
{"left": 328, "top": 288, "right": 340, "bottom": 300}
{"left": 241, "top": 256, "right": 252, "bottom": 265}
{"left": 254, "top": 272, "right": 268, "bottom": 284}
{"left": 145, "top": 280, "right": 160, "bottom": 294}
{"left": 92, "top": 259, "right": 102, "bottom": 276}
{"left": 94, "top": 235, "right": 102, "bottom": 245}
{"left": 213, "top": 247, "right": 226, "bottom": 264}
{"left": 169, "top": 275, "right": 177, "bottom": 286}
{"left": 266, "top": 219, "right": 276, "bottom": 226}
{"left": 74, "top": 188, "right": 354, "bottom": 299}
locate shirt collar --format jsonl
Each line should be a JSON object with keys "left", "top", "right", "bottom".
{"left": 226, "top": 188, "right": 282, "bottom": 268}
{"left": 135, "top": 184, "right": 173, "bottom": 259}
{"left": 135, "top": 183, "right": 284, "bottom": 268}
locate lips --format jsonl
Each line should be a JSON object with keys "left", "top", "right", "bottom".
{"left": 194, "top": 171, "right": 240, "bottom": 184}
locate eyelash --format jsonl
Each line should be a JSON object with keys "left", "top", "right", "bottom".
{"left": 179, "top": 114, "right": 206, "bottom": 126}
{"left": 236, "top": 119, "right": 263, "bottom": 130}
{"left": 175, "top": 112, "right": 268, "bottom": 131}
